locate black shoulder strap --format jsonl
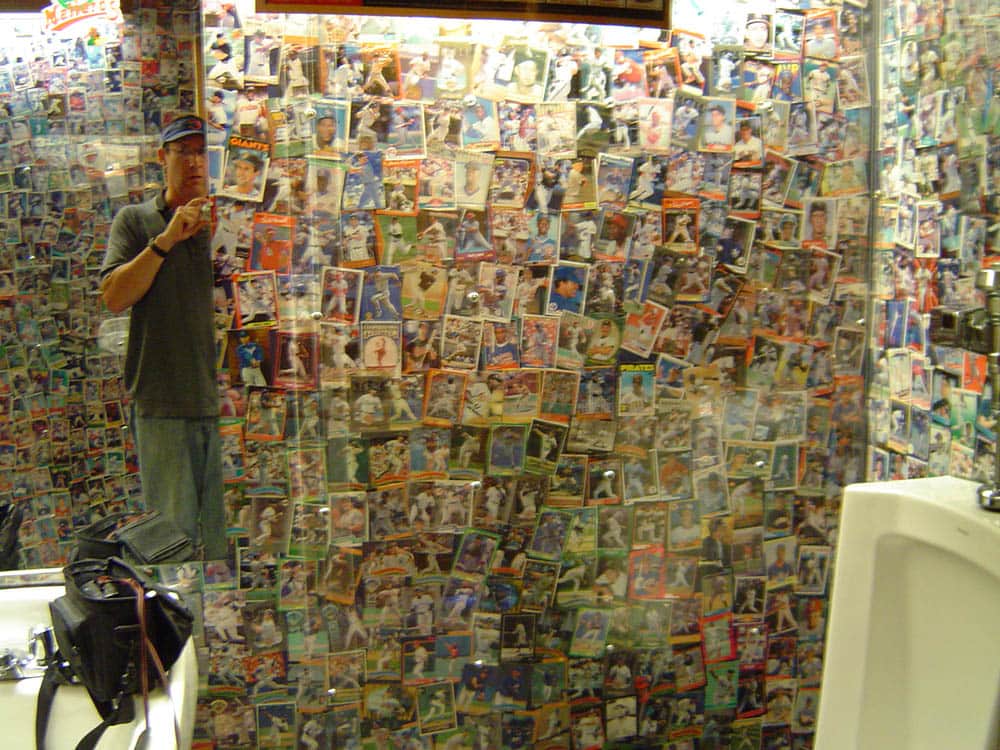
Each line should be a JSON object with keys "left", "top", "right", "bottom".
{"left": 34, "top": 660, "right": 61, "bottom": 750}
{"left": 75, "top": 709, "right": 125, "bottom": 750}
{"left": 35, "top": 659, "right": 134, "bottom": 750}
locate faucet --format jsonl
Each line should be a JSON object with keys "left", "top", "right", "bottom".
{"left": 28, "top": 624, "right": 56, "bottom": 667}
{"left": 0, "top": 649, "right": 25, "bottom": 680}
{"left": 0, "top": 624, "right": 54, "bottom": 680}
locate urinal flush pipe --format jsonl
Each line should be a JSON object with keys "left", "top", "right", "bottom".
{"left": 975, "top": 268, "right": 1000, "bottom": 512}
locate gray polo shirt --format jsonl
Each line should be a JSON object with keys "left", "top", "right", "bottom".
{"left": 101, "top": 192, "right": 219, "bottom": 418}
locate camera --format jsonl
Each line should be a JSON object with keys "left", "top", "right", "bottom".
{"left": 929, "top": 306, "right": 991, "bottom": 354}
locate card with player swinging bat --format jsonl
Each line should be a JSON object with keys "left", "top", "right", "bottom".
{"left": 421, "top": 368, "right": 467, "bottom": 427}
{"left": 400, "top": 261, "right": 447, "bottom": 319}
{"left": 325, "top": 647, "right": 366, "bottom": 705}
{"left": 477, "top": 262, "right": 520, "bottom": 322}
{"left": 439, "top": 315, "right": 483, "bottom": 371}
{"left": 254, "top": 702, "right": 295, "bottom": 746}
{"left": 634, "top": 567, "right": 674, "bottom": 625}
{"left": 286, "top": 498, "right": 328, "bottom": 561}
{"left": 318, "top": 265, "right": 363, "bottom": 325}
{"left": 500, "top": 612, "right": 536, "bottom": 662}
{"left": 568, "top": 607, "right": 612, "bottom": 658}
{"left": 271, "top": 331, "right": 319, "bottom": 391}
{"left": 401, "top": 634, "right": 437, "bottom": 686}
{"left": 478, "top": 320, "right": 520, "bottom": 372}
{"left": 416, "top": 680, "right": 456, "bottom": 735}
{"left": 517, "top": 559, "right": 560, "bottom": 613}
{"left": 662, "top": 196, "right": 699, "bottom": 254}
{"left": 546, "top": 454, "right": 587, "bottom": 507}
{"left": 524, "top": 418, "right": 567, "bottom": 475}
{"left": 381, "top": 159, "right": 419, "bottom": 214}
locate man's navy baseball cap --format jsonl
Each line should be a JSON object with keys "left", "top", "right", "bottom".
{"left": 160, "top": 115, "right": 207, "bottom": 146}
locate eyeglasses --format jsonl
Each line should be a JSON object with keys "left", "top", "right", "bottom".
{"left": 168, "top": 144, "right": 207, "bottom": 158}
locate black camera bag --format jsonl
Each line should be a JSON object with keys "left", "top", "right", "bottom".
{"left": 35, "top": 556, "right": 194, "bottom": 750}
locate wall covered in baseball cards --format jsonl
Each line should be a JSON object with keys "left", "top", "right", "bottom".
{"left": 0, "top": 0, "right": 996, "bottom": 746}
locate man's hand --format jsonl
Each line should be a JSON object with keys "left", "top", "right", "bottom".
{"left": 160, "top": 197, "right": 211, "bottom": 250}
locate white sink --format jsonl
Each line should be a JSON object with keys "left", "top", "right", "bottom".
{"left": 0, "top": 576, "right": 197, "bottom": 750}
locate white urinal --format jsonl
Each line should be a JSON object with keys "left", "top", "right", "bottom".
{"left": 816, "top": 477, "right": 1000, "bottom": 750}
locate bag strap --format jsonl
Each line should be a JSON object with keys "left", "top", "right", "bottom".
{"left": 118, "top": 577, "right": 183, "bottom": 750}
{"left": 36, "top": 661, "right": 134, "bottom": 750}
{"left": 34, "top": 660, "right": 61, "bottom": 750}
{"left": 35, "top": 623, "right": 134, "bottom": 750}
{"left": 74, "top": 698, "right": 133, "bottom": 750}
{"left": 35, "top": 656, "right": 128, "bottom": 750}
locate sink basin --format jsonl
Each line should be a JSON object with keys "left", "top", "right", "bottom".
{"left": 0, "top": 575, "right": 198, "bottom": 750}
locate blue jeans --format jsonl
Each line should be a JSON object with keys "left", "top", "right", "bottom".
{"left": 132, "top": 412, "right": 227, "bottom": 560}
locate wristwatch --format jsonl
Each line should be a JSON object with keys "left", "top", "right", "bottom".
{"left": 149, "top": 240, "right": 169, "bottom": 258}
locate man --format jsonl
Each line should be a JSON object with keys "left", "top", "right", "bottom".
{"left": 669, "top": 503, "right": 700, "bottom": 548}
{"left": 345, "top": 149, "right": 383, "bottom": 209}
{"left": 767, "top": 543, "right": 795, "bottom": 582}
{"left": 803, "top": 200, "right": 831, "bottom": 245}
{"left": 733, "top": 120, "right": 763, "bottom": 163}
{"left": 314, "top": 113, "right": 338, "bottom": 154}
{"left": 463, "top": 102, "right": 496, "bottom": 145}
{"left": 673, "top": 98, "right": 700, "bottom": 139}
{"left": 457, "top": 210, "right": 492, "bottom": 255}
{"left": 343, "top": 213, "right": 371, "bottom": 262}
{"left": 573, "top": 210, "right": 599, "bottom": 259}
{"left": 700, "top": 517, "right": 731, "bottom": 566}
{"left": 100, "top": 115, "right": 226, "bottom": 560}
{"left": 744, "top": 13, "right": 771, "bottom": 52}
{"left": 368, "top": 267, "right": 400, "bottom": 318}
{"left": 548, "top": 266, "right": 583, "bottom": 313}
{"left": 417, "top": 213, "right": 448, "bottom": 261}
{"left": 576, "top": 104, "right": 604, "bottom": 140}
{"left": 563, "top": 159, "right": 590, "bottom": 205}
{"left": 236, "top": 331, "right": 266, "bottom": 386}
{"left": 804, "top": 20, "right": 836, "bottom": 59}
{"left": 667, "top": 211, "right": 693, "bottom": 244}
{"left": 714, "top": 51, "right": 738, "bottom": 92}
{"left": 458, "top": 162, "right": 489, "bottom": 205}
{"left": 529, "top": 213, "right": 557, "bottom": 262}
{"left": 485, "top": 323, "right": 518, "bottom": 367}
{"left": 225, "top": 151, "right": 263, "bottom": 198}
{"left": 206, "top": 89, "right": 228, "bottom": 128}
{"left": 207, "top": 37, "right": 242, "bottom": 88}
{"left": 252, "top": 225, "right": 291, "bottom": 273}
{"left": 630, "top": 157, "right": 658, "bottom": 202}
{"left": 324, "top": 268, "right": 351, "bottom": 319}
{"left": 508, "top": 58, "right": 543, "bottom": 98}
{"left": 246, "top": 28, "right": 279, "bottom": 79}
{"left": 619, "top": 373, "right": 648, "bottom": 413}
{"left": 701, "top": 103, "right": 734, "bottom": 149}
